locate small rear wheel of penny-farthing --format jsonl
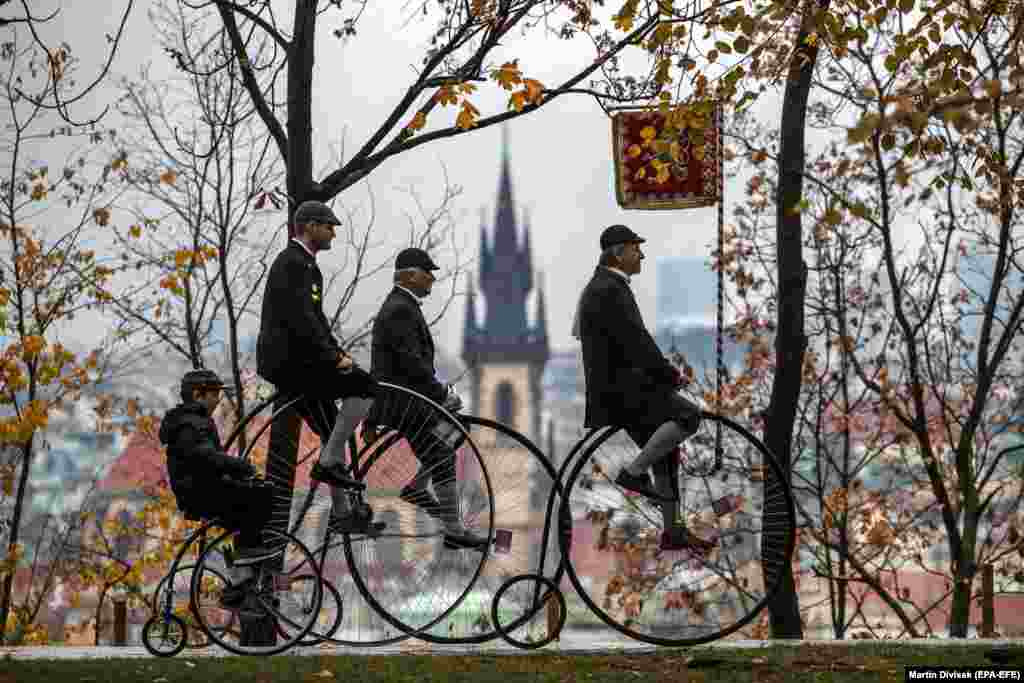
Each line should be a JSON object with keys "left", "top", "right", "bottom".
{"left": 490, "top": 574, "right": 566, "bottom": 650}
{"left": 559, "top": 411, "right": 796, "bottom": 646}
{"left": 142, "top": 614, "right": 187, "bottom": 658}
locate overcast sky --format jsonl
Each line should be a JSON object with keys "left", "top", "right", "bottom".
{"left": 37, "top": 1, "right": 763, "bottom": 370}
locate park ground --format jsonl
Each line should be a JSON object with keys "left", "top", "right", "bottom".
{"left": 1, "top": 641, "right": 1022, "bottom": 682}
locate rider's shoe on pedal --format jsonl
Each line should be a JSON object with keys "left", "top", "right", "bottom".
{"left": 614, "top": 469, "right": 677, "bottom": 502}
{"left": 442, "top": 521, "right": 488, "bottom": 551}
{"left": 311, "top": 461, "right": 365, "bottom": 490}
{"left": 219, "top": 577, "right": 255, "bottom": 610}
{"left": 660, "top": 524, "right": 716, "bottom": 554}
{"left": 329, "top": 503, "right": 385, "bottom": 535}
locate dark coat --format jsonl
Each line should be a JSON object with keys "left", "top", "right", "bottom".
{"left": 257, "top": 241, "right": 341, "bottom": 388}
{"left": 158, "top": 402, "right": 253, "bottom": 509}
{"left": 578, "top": 266, "right": 678, "bottom": 428}
{"left": 370, "top": 287, "right": 447, "bottom": 405}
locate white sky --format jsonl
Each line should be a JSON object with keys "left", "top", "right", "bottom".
{"left": 38, "top": 1, "right": 764, "bottom": 368}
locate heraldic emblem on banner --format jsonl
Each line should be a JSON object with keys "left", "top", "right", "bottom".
{"left": 611, "top": 103, "right": 722, "bottom": 210}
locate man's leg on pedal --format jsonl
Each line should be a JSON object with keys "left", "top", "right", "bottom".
{"left": 615, "top": 394, "right": 701, "bottom": 501}
{"left": 304, "top": 367, "right": 384, "bottom": 534}
{"left": 411, "top": 434, "right": 486, "bottom": 549}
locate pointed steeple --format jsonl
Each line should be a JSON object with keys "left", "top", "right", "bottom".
{"left": 464, "top": 277, "right": 478, "bottom": 343}
{"left": 479, "top": 210, "right": 492, "bottom": 285}
{"left": 521, "top": 209, "right": 533, "bottom": 293}
{"left": 492, "top": 125, "right": 518, "bottom": 264}
{"left": 534, "top": 270, "right": 548, "bottom": 345}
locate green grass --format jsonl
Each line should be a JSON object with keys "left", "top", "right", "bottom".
{"left": 1, "top": 642, "right": 1021, "bottom": 682}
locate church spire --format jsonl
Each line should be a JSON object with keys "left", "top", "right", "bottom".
{"left": 464, "top": 276, "right": 478, "bottom": 345}
{"left": 535, "top": 270, "right": 548, "bottom": 345}
{"left": 493, "top": 124, "right": 518, "bottom": 264}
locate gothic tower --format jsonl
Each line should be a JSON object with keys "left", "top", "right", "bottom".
{"left": 462, "top": 128, "right": 549, "bottom": 443}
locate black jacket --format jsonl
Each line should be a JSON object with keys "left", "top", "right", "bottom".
{"left": 371, "top": 287, "right": 447, "bottom": 405}
{"left": 257, "top": 241, "right": 341, "bottom": 388}
{"left": 159, "top": 402, "right": 253, "bottom": 506}
{"left": 578, "top": 267, "right": 677, "bottom": 427}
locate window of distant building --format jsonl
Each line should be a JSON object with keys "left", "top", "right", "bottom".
{"left": 495, "top": 382, "right": 516, "bottom": 427}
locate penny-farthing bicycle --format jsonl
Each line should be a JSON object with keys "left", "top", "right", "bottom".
{"left": 186, "top": 381, "right": 497, "bottom": 650}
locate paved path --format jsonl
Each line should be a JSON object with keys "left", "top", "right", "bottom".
{"left": 2, "top": 637, "right": 1022, "bottom": 660}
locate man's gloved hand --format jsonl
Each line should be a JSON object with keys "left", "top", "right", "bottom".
{"left": 443, "top": 384, "right": 463, "bottom": 413}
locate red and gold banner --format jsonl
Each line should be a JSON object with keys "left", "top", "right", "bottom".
{"left": 611, "top": 103, "right": 722, "bottom": 210}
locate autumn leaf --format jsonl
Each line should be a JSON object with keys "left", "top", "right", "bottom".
{"left": 455, "top": 100, "right": 479, "bottom": 130}
{"left": 457, "top": 82, "right": 477, "bottom": 95}
{"left": 159, "top": 169, "right": 178, "bottom": 185}
{"left": 522, "top": 78, "right": 544, "bottom": 104}
{"left": 627, "top": 144, "right": 642, "bottom": 158}
{"left": 435, "top": 86, "right": 459, "bottom": 106}
{"left": 128, "top": 224, "right": 141, "bottom": 239}
{"left": 93, "top": 207, "right": 111, "bottom": 227}
{"left": 407, "top": 111, "right": 427, "bottom": 132}
{"left": 508, "top": 91, "right": 527, "bottom": 112}
{"left": 490, "top": 61, "right": 522, "bottom": 90}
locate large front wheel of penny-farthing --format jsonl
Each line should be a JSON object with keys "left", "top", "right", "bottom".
{"left": 338, "top": 383, "right": 495, "bottom": 639}
{"left": 559, "top": 411, "right": 796, "bottom": 646}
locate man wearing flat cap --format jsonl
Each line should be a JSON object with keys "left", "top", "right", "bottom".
{"left": 366, "top": 247, "right": 487, "bottom": 549}
{"left": 572, "top": 224, "right": 715, "bottom": 553}
{"left": 257, "top": 200, "right": 382, "bottom": 534}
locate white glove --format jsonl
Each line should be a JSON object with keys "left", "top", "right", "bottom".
{"left": 443, "top": 384, "right": 463, "bottom": 413}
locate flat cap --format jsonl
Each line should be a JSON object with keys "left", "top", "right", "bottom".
{"left": 293, "top": 200, "right": 342, "bottom": 226}
{"left": 395, "top": 247, "right": 440, "bottom": 271}
{"left": 600, "top": 224, "right": 646, "bottom": 251}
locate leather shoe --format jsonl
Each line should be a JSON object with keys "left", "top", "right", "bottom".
{"left": 329, "top": 503, "right": 385, "bottom": 536}
{"left": 614, "top": 469, "right": 677, "bottom": 502}
{"left": 660, "top": 525, "right": 717, "bottom": 554}
{"left": 310, "top": 462, "right": 365, "bottom": 491}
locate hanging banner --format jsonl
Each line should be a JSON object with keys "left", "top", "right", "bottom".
{"left": 611, "top": 102, "right": 722, "bottom": 210}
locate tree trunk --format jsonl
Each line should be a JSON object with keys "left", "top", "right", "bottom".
{"left": 0, "top": 437, "right": 35, "bottom": 643}
{"left": 285, "top": 0, "right": 318, "bottom": 233}
{"left": 764, "top": 1, "right": 832, "bottom": 639}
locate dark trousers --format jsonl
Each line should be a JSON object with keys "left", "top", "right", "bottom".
{"left": 264, "top": 365, "right": 378, "bottom": 545}
{"left": 187, "top": 480, "right": 274, "bottom": 549}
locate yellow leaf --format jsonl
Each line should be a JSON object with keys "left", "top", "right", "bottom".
{"left": 634, "top": 167, "right": 647, "bottom": 181}
{"left": 490, "top": 61, "right": 522, "bottom": 91}
{"left": 457, "top": 82, "right": 477, "bottom": 95}
{"left": 627, "top": 144, "right": 642, "bottom": 158}
{"left": 128, "top": 225, "right": 141, "bottom": 239}
{"left": 640, "top": 126, "right": 657, "bottom": 142}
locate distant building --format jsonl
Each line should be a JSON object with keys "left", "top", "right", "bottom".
{"left": 462, "top": 130, "right": 549, "bottom": 444}
{"left": 654, "top": 257, "right": 744, "bottom": 375}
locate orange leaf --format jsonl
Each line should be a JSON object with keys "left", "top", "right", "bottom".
{"left": 490, "top": 61, "right": 522, "bottom": 90}
{"left": 407, "top": 112, "right": 427, "bottom": 131}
